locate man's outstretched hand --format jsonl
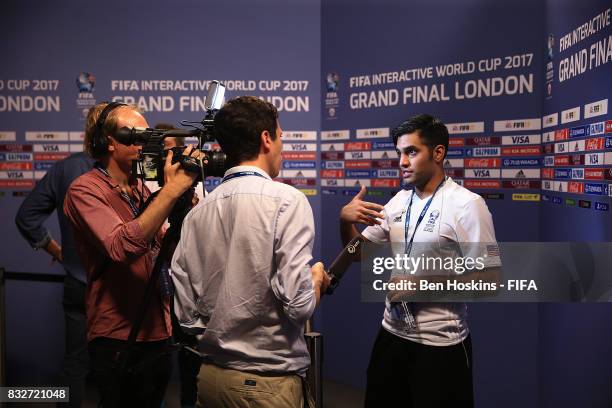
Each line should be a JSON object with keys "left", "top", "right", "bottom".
{"left": 340, "top": 185, "right": 385, "bottom": 226}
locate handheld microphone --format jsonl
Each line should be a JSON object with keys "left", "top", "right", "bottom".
{"left": 325, "top": 236, "right": 365, "bottom": 295}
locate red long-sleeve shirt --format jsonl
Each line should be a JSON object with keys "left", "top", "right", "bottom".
{"left": 64, "top": 168, "right": 171, "bottom": 342}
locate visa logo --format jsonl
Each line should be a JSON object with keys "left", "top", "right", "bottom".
{"left": 43, "top": 145, "right": 59, "bottom": 152}
{"left": 474, "top": 169, "right": 490, "bottom": 177}
{"left": 588, "top": 154, "right": 600, "bottom": 164}
{"left": 290, "top": 144, "right": 308, "bottom": 151}
{"left": 350, "top": 152, "right": 364, "bottom": 159}
{"left": 8, "top": 171, "right": 24, "bottom": 179}
{"left": 512, "top": 136, "right": 530, "bottom": 144}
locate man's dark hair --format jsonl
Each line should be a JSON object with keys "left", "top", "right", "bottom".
{"left": 213, "top": 96, "right": 278, "bottom": 165}
{"left": 391, "top": 114, "right": 449, "bottom": 158}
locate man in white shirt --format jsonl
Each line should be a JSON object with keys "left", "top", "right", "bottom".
{"left": 171, "top": 96, "right": 330, "bottom": 407}
{"left": 340, "top": 114, "right": 501, "bottom": 407}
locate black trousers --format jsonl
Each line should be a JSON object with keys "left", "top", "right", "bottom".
{"left": 365, "top": 327, "right": 474, "bottom": 408}
{"left": 171, "top": 302, "right": 201, "bottom": 406}
{"left": 59, "top": 276, "right": 89, "bottom": 408}
{"left": 88, "top": 337, "right": 172, "bottom": 408}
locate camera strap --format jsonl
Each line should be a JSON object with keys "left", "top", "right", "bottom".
{"left": 90, "top": 163, "right": 146, "bottom": 282}
{"left": 95, "top": 163, "right": 140, "bottom": 217}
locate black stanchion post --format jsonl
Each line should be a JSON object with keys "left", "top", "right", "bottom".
{"left": 0, "top": 267, "right": 6, "bottom": 386}
{"left": 305, "top": 318, "right": 323, "bottom": 408}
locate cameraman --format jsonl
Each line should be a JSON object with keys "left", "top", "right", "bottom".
{"left": 63, "top": 102, "right": 200, "bottom": 407}
{"left": 171, "top": 96, "right": 330, "bottom": 407}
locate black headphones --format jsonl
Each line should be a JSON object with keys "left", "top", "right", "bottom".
{"left": 91, "top": 101, "right": 127, "bottom": 158}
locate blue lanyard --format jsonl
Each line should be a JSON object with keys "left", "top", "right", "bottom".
{"left": 403, "top": 177, "right": 447, "bottom": 256}
{"left": 95, "top": 163, "right": 140, "bottom": 217}
{"left": 221, "top": 171, "right": 268, "bottom": 184}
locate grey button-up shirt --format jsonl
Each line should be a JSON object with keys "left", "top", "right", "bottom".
{"left": 171, "top": 165, "right": 316, "bottom": 376}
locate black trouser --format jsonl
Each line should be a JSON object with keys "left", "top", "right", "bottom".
{"left": 365, "top": 327, "right": 473, "bottom": 408}
{"left": 88, "top": 337, "right": 172, "bottom": 408}
{"left": 171, "top": 303, "right": 200, "bottom": 406}
{"left": 59, "top": 275, "right": 89, "bottom": 408}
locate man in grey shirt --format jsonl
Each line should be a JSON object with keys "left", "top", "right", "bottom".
{"left": 171, "top": 96, "right": 330, "bottom": 407}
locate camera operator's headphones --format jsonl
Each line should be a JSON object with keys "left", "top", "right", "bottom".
{"left": 91, "top": 101, "right": 127, "bottom": 158}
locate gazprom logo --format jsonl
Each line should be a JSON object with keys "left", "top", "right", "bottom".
{"left": 472, "top": 147, "right": 500, "bottom": 156}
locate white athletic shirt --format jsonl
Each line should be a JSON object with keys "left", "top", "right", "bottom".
{"left": 362, "top": 177, "right": 501, "bottom": 346}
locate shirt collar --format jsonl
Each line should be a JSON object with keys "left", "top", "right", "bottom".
{"left": 223, "top": 165, "right": 272, "bottom": 180}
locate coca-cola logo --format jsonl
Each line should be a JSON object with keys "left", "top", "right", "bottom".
{"left": 586, "top": 138, "right": 601, "bottom": 150}
{"left": 466, "top": 158, "right": 500, "bottom": 168}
